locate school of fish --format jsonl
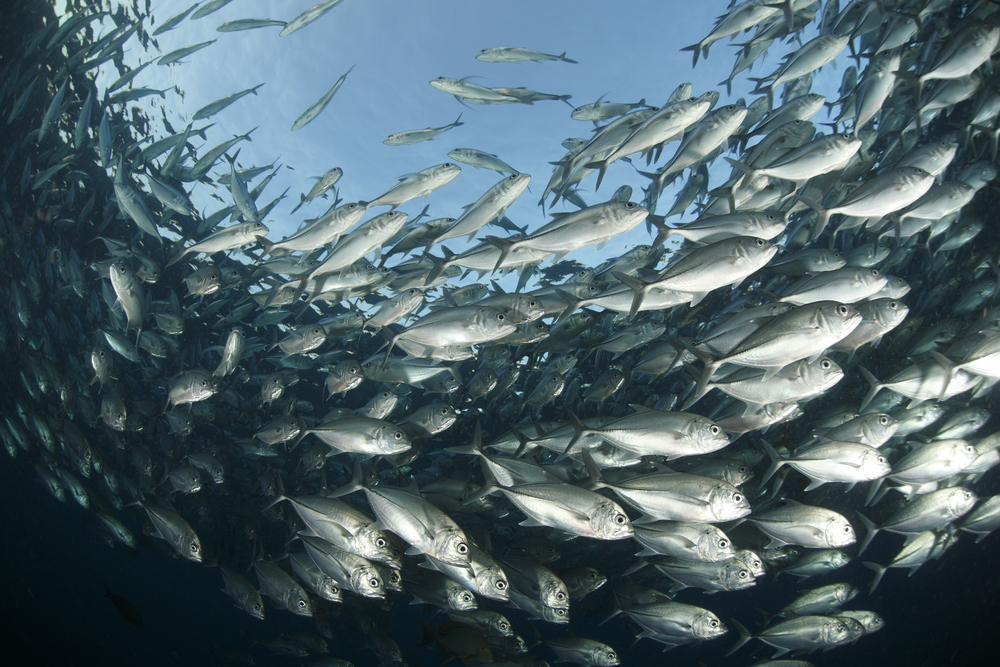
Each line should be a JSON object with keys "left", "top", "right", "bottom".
{"left": 4, "top": 0, "right": 1000, "bottom": 666}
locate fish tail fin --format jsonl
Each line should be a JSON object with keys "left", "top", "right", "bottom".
{"left": 445, "top": 420, "right": 484, "bottom": 455}
{"left": 893, "top": 69, "right": 921, "bottom": 108}
{"left": 680, "top": 43, "right": 702, "bottom": 68}
{"left": 725, "top": 618, "right": 753, "bottom": 657}
{"left": 485, "top": 235, "right": 516, "bottom": 273}
{"left": 796, "top": 195, "right": 832, "bottom": 242}
{"left": 552, "top": 288, "right": 583, "bottom": 325}
{"left": 328, "top": 457, "right": 365, "bottom": 498}
{"left": 621, "top": 557, "right": 649, "bottom": 577}
{"left": 611, "top": 270, "right": 652, "bottom": 322}
{"left": 864, "top": 476, "right": 885, "bottom": 507}
{"left": 559, "top": 410, "right": 591, "bottom": 460}
{"left": 858, "top": 366, "right": 883, "bottom": 411}
{"left": 856, "top": 512, "right": 879, "bottom": 555}
{"left": 417, "top": 620, "right": 437, "bottom": 647}
{"left": 759, "top": 439, "right": 787, "bottom": 491}
{"left": 862, "top": 560, "right": 887, "bottom": 594}
{"left": 676, "top": 337, "right": 719, "bottom": 411}
{"left": 261, "top": 494, "right": 288, "bottom": 512}
{"left": 463, "top": 459, "right": 503, "bottom": 507}
{"left": 510, "top": 426, "right": 534, "bottom": 459}
{"left": 527, "top": 624, "right": 544, "bottom": 649}
{"left": 753, "top": 606, "right": 775, "bottom": 627}
{"left": 165, "top": 247, "right": 188, "bottom": 267}
{"left": 586, "top": 158, "right": 610, "bottom": 191}
{"left": 559, "top": 52, "right": 578, "bottom": 64}
{"left": 599, "top": 592, "right": 624, "bottom": 626}
{"left": 581, "top": 449, "right": 605, "bottom": 490}
{"left": 928, "top": 349, "right": 956, "bottom": 402}
{"left": 379, "top": 326, "right": 399, "bottom": 369}
{"left": 423, "top": 248, "right": 451, "bottom": 286}
{"left": 645, "top": 213, "right": 671, "bottom": 249}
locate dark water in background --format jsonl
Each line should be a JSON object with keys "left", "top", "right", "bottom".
{"left": 2, "top": 1, "right": 1000, "bottom": 666}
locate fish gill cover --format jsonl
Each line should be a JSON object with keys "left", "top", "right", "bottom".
{"left": 1, "top": 0, "right": 1000, "bottom": 665}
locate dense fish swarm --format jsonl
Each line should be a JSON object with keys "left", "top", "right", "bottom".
{"left": 3, "top": 0, "right": 1000, "bottom": 666}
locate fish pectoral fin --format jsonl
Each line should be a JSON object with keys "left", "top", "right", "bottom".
{"left": 518, "top": 517, "right": 549, "bottom": 527}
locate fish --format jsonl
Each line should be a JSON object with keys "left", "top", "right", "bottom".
{"left": 280, "top": 0, "right": 347, "bottom": 37}
{"left": 292, "top": 65, "right": 355, "bottom": 131}
{"left": 193, "top": 84, "right": 265, "bottom": 120}
{"left": 157, "top": 40, "right": 217, "bottom": 66}
{"left": 103, "top": 586, "right": 144, "bottom": 629}
{"left": 217, "top": 18, "right": 288, "bottom": 32}
{"left": 383, "top": 114, "right": 464, "bottom": 146}
{"left": 475, "top": 47, "right": 578, "bottom": 64}
{"left": 191, "top": 0, "right": 235, "bottom": 20}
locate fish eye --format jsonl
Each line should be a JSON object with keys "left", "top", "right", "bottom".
{"left": 370, "top": 578, "right": 379, "bottom": 587}
{"left": 821, "top": 360, "right": 832, "bottom": 369}
{"left": 879, "top": 415, "right": 889, "bottom": 425}
{"left": 441, "top": 408, "right": 449, "bottom": 414}
{"left": 189, "top": 544, "right": 198, "bottom": 552}
{"left": 844, "top": 525, "right": 851, "bottom": 532}
{"left": 755, "top": 238, "right": 766, "bottom": 246}
{"left": 719, "top": 539, "right": 728, "bottom": 548}
{"left": 393, "top": 431, "right": 403, "bottom": 440}
{"left": 615, "top": 514, "right": 627, "bottom": 524}
{"left": 837, "top": 305, "right": 848, "bottom": 315}
{"left": 200, "top": 380, "right": 207, "bottom": 386}
{"left": 253, "top": 603, "right": 261, "bottom": 611}
{"left": 608, "top": 653, "right": 616, "bottom": 660}
{"left": 529, "top": 300, "right": 538, "bottom": 307}
{"left": 496, "top": 580, "right": 507, "bottom": 590}
{"left": 877, "top": 456, "right": 886, "bottom": 465}
{"left": 710, "top": 425, "right": 720, "bottom": 435}
{"left": 457, "top": 543, "right": 468, "bottom": 554}
{"left": 710, "top": 620, "right": 719, "bottom": 628}
{"left": 739, "top": 570, "right": 748, "bottom": 578}
{"left": 733, "top": 493, "right": 743, "bottom": 503}
{"left": 376, "top": 537, "right": 387, "bottom": 548}
{"left": 871, "top": 269, "right": 879, "bottom": 276}
{"left": 497, "top": 313, "right": 505, "bottom": 321}
{"left": 625, "top": 202, "right": 635, "bottom": 208}
{"left": 117, "top": 413, "right": 123, "bottom": 420}
{"left": 444, "top": 163, "right": 453, "bottom": 167}
{"left": 298, "top": 599, "right": 307, "bottom": 608}
{"left": 556, "top": 609, "right": 566, "bottom": 616}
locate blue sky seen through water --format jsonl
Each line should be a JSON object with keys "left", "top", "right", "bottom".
{"left": 86, "top": 0, "right": 843, "bottom": 291}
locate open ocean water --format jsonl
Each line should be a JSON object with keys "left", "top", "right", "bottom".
{"left": 3, "top": 1, "right": 1000, "bottom": 666}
